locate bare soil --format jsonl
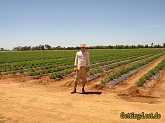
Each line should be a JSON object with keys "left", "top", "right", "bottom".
{"left": 0, "top": 56, "right": 165, "bottom": 123}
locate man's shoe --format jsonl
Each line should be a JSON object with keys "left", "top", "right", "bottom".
{"left": 82, "top": 87, "right": 85, "bottom": 93}
{"left": 71, "top": 88, "right": 76, "bottom": 94}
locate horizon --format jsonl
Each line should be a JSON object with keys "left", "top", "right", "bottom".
{"left": 1, "top": 43, "right": 164, "bottom": 51}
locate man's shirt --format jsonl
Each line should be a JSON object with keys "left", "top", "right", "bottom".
{"left": 74, "top": 51, "right": 90, "bottom": 67}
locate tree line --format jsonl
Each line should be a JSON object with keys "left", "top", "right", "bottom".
{"left": 1, "top": 43, "right": 165, "bottom": 51}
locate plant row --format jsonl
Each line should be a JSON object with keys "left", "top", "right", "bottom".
{"left": 101, "top": 55, "right": 162, "bottom": 84}
{"left": 136, "top": 58, "right": 165, "bottom": 87}
{"left": 0, "top": 49, "right": 165, "bottom": 80}
{"left": 0, "top": 50, "right": 156, "bottom": 77}
{"left": 88, "top": 54, "right": 158, "bottom": 76}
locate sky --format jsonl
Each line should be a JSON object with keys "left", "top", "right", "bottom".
{"left": 0, "top": 0, "right": 165, "bottom": 50}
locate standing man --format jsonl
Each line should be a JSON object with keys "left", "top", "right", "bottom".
{"left": 72, "top": 44, "right": 90, "bottom": 93}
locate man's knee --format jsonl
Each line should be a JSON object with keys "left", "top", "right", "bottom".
{"left": 82, "top": 81, "right": 87, "bottom": 84}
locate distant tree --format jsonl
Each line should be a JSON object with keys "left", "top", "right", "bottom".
{"left": 163, "top": 43, "right": 165, "bottom": 47}
{"left": 108, "top": 45, "right": 113, "bottom": 49}
{"left": 137, "top": 44, "right": 142, "bottom": 48}
{"left": 66, "top": 47, "right": 74, "bottom": 50}
{"left": 45, "top": 44, "right": 51, "bottom": 50}
{"left": 75, "top": 46, "right": 79, "bottom": 50}
{"left": 39, "top": 45, "right": 44, "bottom": 50}
{"left": 31, "top": 46, "right": 40, "bottom": 50}
{"left": 57, "top": 46, "right": 61, "bottom": 50}
{"left": 0, "top": 48, "right": 4, "bottom": 51}
{"left": 22, "top": 46, "right": 31, "bottom": 51}
{"left": 12, "top": 43, "right": 164, "bottom": 51}
{"left": 153, "top": 44, "right": 161, "bottom": 48}
{"left": 158, "top": 44, "right": 160, "bottom": 48}
{"left": 145, "top": 44, "right": 148, "bottom": 48}
{"left": 12, "top": 46, "right": 21, "bottom": 51}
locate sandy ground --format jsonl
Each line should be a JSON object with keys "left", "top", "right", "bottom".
{"left": 0, "top": 56, "right": 165, "bottom": 123}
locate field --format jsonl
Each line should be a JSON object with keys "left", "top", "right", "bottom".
{"left": 0, "top": 49, "right": 165, "bottom": 123}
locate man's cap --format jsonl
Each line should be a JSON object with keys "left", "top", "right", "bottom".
{"left": 80, "top": 44, "right": 86, "bottom": 47}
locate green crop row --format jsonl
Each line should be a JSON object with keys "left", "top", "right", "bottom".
{"left": 136, "top": 58, "right": 165, "bottom": 87}
{"left": 49, "top": 69, "right": 73, "bottom": 79}
{"left": 101, "top": 55, "right": 162, "bottom": 84}
{"left": 0, "top": 49, "right": 165, "bottom": 80}
{"left": 89, "top": 53, "right": 159, "bottom": 77}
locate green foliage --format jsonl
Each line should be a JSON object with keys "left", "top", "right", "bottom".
{"left": 136, "top": 77, "right": 146, "bottom": 87}
{"left": 0, "top": 49, "right": 165, "bottom": 81}
{"left": 101, "top": 54, "right": 163, "bottom": 84}
{"left": 136, "top": 58, "right": 165, "bottom": 87}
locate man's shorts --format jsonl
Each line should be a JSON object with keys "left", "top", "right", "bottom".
{"left": 75, "top": 66, "right": 87, "bottom": 82}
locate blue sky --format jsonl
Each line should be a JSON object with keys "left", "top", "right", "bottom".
{"left": 0, "top": 0, "right": 165, "bottom": 49}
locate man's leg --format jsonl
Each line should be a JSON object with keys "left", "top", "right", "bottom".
{"left": 82, "top": 81, "right": 86, "bottom": 93}
{"left": 82, "top": 81, "right": 86, "bottom": 88}
{"left": 81, "top": 67, "right": 87, "bottom": 93}
{"left": 71, "top": 70, "right": 80, "bottom": 93}
{"left": 74, "top": 80, "right": 78, "bottom": 88}
{"left": 72, "top": 80, "right": 78, "bottom": 93}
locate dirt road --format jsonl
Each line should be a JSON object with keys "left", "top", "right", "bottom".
{"left": 0, "top": 57, "right": 165, "bottom": 123}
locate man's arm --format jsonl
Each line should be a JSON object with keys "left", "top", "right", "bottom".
{"left": 73, "top": 53, "right": 78, "bottom": 71}
{"left": 86, "top": 52, "right": 90, "bottom": 72}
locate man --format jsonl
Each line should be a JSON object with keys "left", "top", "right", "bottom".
{"left": 72, "top": 44, "right": 90, "bottom": 93}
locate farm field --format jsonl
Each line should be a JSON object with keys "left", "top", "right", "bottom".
{"left": 0, "top": 49, "right": 165, "bottom": 80}
{"left": 0, "top": 48, "right": 165, "bottom": 123}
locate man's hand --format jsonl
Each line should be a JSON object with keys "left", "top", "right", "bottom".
{"left": 73, "top": 67, "right": 77, "bottom": 72}
{"left": 86, "top": 67, "right": 90, "bottom": 72}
